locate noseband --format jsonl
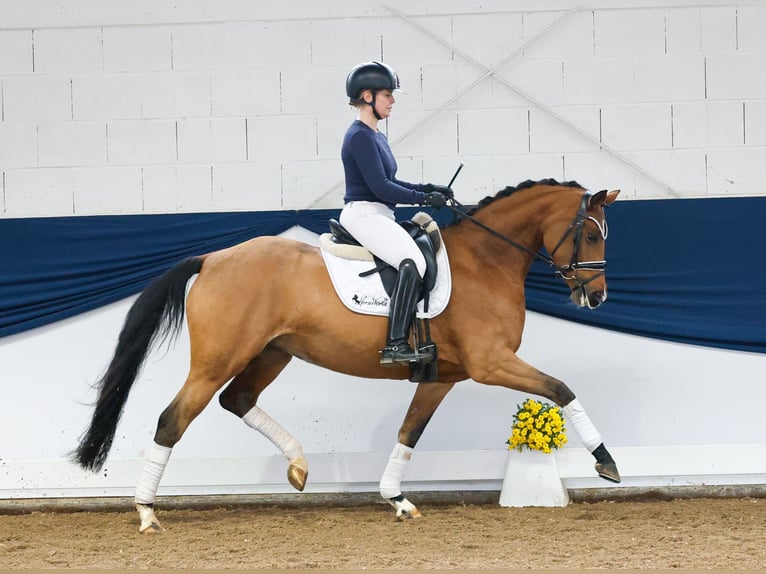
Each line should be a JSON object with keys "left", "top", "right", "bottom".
{"left": 446, "top": 190, "right": 609, "bottom": 290}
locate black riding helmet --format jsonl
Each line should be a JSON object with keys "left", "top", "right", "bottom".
{"left": 345, "top": 61, "right": 401, "bottom": 120}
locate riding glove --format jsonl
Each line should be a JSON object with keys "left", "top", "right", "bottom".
{"left": 422, "top": 191, "right": 447, "bottom": 208}
{"left": 425, "top": 183, "right": 454, "bottom": 199}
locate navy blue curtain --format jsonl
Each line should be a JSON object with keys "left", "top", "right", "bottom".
{"left": 1, "top": 198, "right": 763, "bottom": 353}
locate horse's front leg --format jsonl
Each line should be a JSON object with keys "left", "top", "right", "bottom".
{"left": 380, "top": 381, "right": 456, "bottom": 520}
{"left": 469, "top": 352, "right": 620, "bottom": 483}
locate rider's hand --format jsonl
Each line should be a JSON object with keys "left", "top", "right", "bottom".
{"left": 425, "top": 183, "right": 454, "bottom": 199}
{"left": 423, "top": 191, "right": 447, "bottom": 208}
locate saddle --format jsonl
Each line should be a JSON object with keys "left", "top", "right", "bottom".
{"left": 325, "top": 213, "right": 442, "bottom": 383}
{"left": 327, "top": 215, "right": 441, "bottom": 300}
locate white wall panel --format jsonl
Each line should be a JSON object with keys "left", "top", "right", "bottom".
{"left": 563, "top": 57, "right": 634, "bottom": 105}
{"left": 493, "top": 153, "right": 566, "bottom": 192}
{"left": 664, "top": 8, "right": 701, "bottom": 54}
{"left": 310, "top": 17, "right": 383, "bottom": 66}
{"left": 212, "top": 163, "right": 282, "bottom": 210}
{"left": 0, "top": 123, "right": 37, "bottom": 169}
{"left": 634, "top": 55, "right": 705, "bottom": 102}
{"left": 4, "top": 168, "right": 74, "bottom": 216}
{"left": 246, "top": 21, "right": 313, "bottom": 69}
{"left": 744, "top": 100, "right": 766, "bottom": 146}
{"left": 529, "top": 107, "right": 601, "bottom": 154}
{"left": 177, "top": 118, "right": 246, "bottom": 163}
{"left": 3, "top": 76, "right": 71, "bottom": 122}
{"left": 102, "top": 26, "right": 171, "bottom": 72}
{"left": 594, "top": 9, "right": 666, "bottom": 57}
{"left": 72, "top": 75, "right": 143, "bottom": 120}
{"left": 737, "top": 6, "right": 766, "bottom": 52}
{"left": 106, "top": 119, "right": 176, "bottom": 165}
{"left": 0, "top": 30, "right": 32, "bottom": 75}
{"left": 451, "top": 12, "right": 524, "bottom": 68}
{"left": 316, "top": 113, "right": 350, "bottom": 160}
{"left": 458, "top": 108, "right": 528, "bottom": 156}
{"left": 706, "top": 52, "right": 766, "bottom": 100}
{"left": 522, "top": 10, "right": 594, "bottom": 60}
{"left": 564, "top": 151, "right": 637, "bottom": 197}
{"left": 672, "top": 101, "right": 743, "bottom": 149}
{"left": 707, "top": 148, "right": 766, "bottom": 195}
{"left": 452, "top": 63, "right": 495, "bottom": 110}
{"left": 142, "top": 164, "right": 213, "bottom": 212}
{"left": 139, "top": 73, "right": 210, "bottom": 119}
{"left": 500, "top": 58, "right": 565, "bottom": 107}
{"left": 380, "top": 16, "right": 454, "bottom": 66}
{"left": 699, "top": 7, "right": 737, "bottom": 52}
{"left": 630, "top": 149, "right": 707, "bottom": 196}
{"left": 171, "top": 23, "right": 251, "bottom": 71}
{"left": 72, "top": 166, "right": 143, "bottom": 213}
{"left": 33, "top": 28, "right": 103, "bottom": 74}
{"left": 280, "top": 66, "right": 349, "bottom": 116}
{"left": 388, "top": 110, "right": 458, "bottom": 157}
{"left": 247, "top": 115, "right": 317, "bottom": 162}
{"left": 601, "top": 104, "right": 672, "bottom": 151}
{"left": 210, "top": 70, "right": 281, "bottom": 117}
{"left": 281, "top": 159, "right": 343, "bottom": 209}
{"left": 38, "top": 121, "right": 106, "bottom": 167}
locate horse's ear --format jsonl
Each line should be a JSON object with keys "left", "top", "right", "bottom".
{"left": 588, "top": 189, "right": 620, "bottom": 209}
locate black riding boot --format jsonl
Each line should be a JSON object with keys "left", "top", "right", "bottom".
{"left": 380, "top": 259, "right": 429, "bottom": 365}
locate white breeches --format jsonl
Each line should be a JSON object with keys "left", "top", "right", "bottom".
{"left": 340, "top": 201, "right": 427, "bottom": 278}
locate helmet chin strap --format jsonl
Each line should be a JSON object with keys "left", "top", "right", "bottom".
{"left": 365, "top": 90, "right": 382, "bottom": 120}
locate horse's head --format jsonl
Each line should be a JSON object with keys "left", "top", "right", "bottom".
{"left": 544, "top": 188, "right": 620, "bottom": 309}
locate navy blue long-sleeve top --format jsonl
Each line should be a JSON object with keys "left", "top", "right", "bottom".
{"left": 342, "top": 120, "right": 427, "bottom": 209}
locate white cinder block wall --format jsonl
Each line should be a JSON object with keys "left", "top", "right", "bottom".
{"left": 1, "top": 0, "right": 765, "bottom": 218}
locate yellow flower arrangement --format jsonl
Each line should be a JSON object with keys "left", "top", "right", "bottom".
{"left": 506, "top": 398, "right": 567, "bottom": 454}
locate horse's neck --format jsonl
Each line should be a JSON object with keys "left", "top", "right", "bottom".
{"left": 443, "top": 191, "right": 556, "bottom": 270}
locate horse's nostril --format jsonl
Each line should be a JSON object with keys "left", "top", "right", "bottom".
{"left": 591, "top": 290, "right": 604, "bottom": 304}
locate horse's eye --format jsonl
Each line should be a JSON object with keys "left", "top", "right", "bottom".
{"left": 586, "top": 232, "right": 599, "bottom": 243}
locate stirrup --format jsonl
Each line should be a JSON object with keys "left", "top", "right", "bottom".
{"left": 379, "top": 341, "right": 432, "bottom": 366}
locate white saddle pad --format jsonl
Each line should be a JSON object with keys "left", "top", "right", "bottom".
{"left": 319, "top": 215, "right": 452, "bottom": 318}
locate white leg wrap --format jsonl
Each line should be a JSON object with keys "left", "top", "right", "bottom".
{"left": 563, "top": 398, "right": 603, "bottom": 452}
{"left": 379, "top": 442, "right": 413, "bottom": 500}
{"left": 135, "top": 441, "right": 172, "bottom": 505}
{"left": 242, "top": 405, "right": 303, "bottom": 461}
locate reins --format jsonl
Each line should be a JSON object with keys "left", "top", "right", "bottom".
{"left": 442, "top": 192, "right": 607, "bottom": 288}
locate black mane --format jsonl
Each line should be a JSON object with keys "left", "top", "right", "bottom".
{"left": 465, "top": 178, "right": 583, "bottom": 217}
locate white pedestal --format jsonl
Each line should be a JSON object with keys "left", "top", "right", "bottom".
{"left": 499, "top": 449, "right": 569, "bottom": 507}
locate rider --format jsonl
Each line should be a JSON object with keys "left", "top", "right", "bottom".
{"left": 339, "top": 60, "right": 453, "bottom": 366}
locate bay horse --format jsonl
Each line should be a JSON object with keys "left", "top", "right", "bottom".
{"left": 74, "top": 178, "right": 621, "bottom": 533}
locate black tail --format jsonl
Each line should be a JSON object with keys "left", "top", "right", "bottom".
{"left": 73, "top": 256, "right": 204, "bottom": 471}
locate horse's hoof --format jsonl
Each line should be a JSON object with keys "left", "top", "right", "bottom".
{"left": 287, "top": 455, "right": 308, "bottom": 491}
{"left": 396, "top": 507, "right": 422, "bottom": 521}
{"left": 139, "top": 521, "right": 165, "bottom": 534}
{"left": 595, "top": 462, "right": 621, "bottom": 483}
{"left": 387, "top": 495, "right": 422, "bottom": 521}
{"left": 136, "top": 503, "right": 165, "bottom": 534}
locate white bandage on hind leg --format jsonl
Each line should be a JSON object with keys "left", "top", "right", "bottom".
{"left": 242, "top": 405, "right": 303, "bottom": 461}
{"left": 562, "top": 398, "right": 603, "bottom": 452}
{"left": 379, "top": 442, "right": 413, "bottom": 500}
{"left": 135, "top": 441, "right": 172, "bottom": 505}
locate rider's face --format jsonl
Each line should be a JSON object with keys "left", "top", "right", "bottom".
{"left": 362, "top": 89, "right": 395, "bottom": 119}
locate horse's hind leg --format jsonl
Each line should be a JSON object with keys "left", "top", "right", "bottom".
{"left": 381, "top": 381, "right": 455, "bottom": 520}
{"left": 135, "top": 371, "right": 230, "bottom": 533}
{"left": 218, "top": 345, "right": 308, "bottom": 491}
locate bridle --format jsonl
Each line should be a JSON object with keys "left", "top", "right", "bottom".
{"left": 445, "top": 190, "right": 609, "bottom": 291}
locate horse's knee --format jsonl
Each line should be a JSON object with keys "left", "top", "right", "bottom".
{"left": 543, "top": 378, "right": 575, "bottom": 406}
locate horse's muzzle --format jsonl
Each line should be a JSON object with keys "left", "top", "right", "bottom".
{"left": 571, "top": 287, "right": 606, "bottom": 309}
